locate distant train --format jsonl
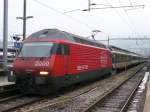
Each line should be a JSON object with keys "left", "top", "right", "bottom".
{"left": 8, "top": 29, "right": 144, "bottom": 94}
{"left": 0, "top": 48, "right": 16, "bottom": 71}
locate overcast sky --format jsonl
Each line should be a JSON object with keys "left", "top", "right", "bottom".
{"left": 0, "top": 0, "right": 150, "bottom": 41}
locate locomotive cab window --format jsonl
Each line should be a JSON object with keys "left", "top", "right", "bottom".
{"left": 18, "top": 42, "right": 54, "bottom": 57}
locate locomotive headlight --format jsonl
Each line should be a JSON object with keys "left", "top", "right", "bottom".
{"left": 39, "top": 71, "right": 49, "bottom": 76}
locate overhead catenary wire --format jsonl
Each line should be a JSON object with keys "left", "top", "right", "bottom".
{"left": 32, "top": 0, "right": 98, "bottom": 31}
{"left": 30, "top": 0, "right": 146, "bottom": 41}
{"left": 118, "top": 0, "right": 141, "bottom": 37}
{"left": 105, "top": 0, "right": 137, "bottom": 36}
{"left": 129, "top": 0, "right": 133, "bottom": 6}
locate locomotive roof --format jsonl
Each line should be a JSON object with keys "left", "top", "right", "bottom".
{"left": 28, "top": 29, "right": 72, "bottom": 40}
{"left": 28, "top": 29, "right": 106, "bottom": 48}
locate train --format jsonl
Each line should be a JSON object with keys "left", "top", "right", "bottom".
{"left": 8, "top": 29, "right": 144, "bottom": 94}
{"left": 110, "top": 45, "right": 144, "bottom": 72}
{"left": 0, "top": 48, "right": 16, "bottom": 72}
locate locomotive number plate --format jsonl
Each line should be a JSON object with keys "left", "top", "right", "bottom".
{"left": 35, "top": 61, "right": 49, "bottom": 67}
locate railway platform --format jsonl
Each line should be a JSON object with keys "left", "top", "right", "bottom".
{"left": 0, "top": 75, "right": 14, "bottom": 92}
{"left": 0, "top": 75, "right": 14, "bottom": 86}
{"left": 143, "top": 78, "right": 150, "bottom": 112}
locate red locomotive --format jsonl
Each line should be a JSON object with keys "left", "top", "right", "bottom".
{"left": 9, "top": 29, "right": 144, "bottom": 94}
{"left": 9, "top": 29, "right": 112, "bottom": 94}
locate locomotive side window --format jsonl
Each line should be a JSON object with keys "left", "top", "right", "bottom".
{"left": 63, "top": 44, "right": 69, "bottom": 55}
{"left": 56, "top": 44, "right": 69, "bottom": 55}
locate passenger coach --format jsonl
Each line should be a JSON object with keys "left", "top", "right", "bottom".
{"left": 110, "top": 45, "right": 144, "bottom": 72}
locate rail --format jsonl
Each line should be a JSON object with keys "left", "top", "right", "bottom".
{"left": 0, "top": 94, "right": 43, "bottom": 112}
{"left": 84, "top": 64, "right": 149, "bottom": 112}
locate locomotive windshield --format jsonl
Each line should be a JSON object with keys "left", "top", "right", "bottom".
{"left": 18, "top": 42, "right": 54, "bottom": 57}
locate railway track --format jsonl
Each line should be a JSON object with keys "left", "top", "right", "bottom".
{"left": 84, "top": 66, "right": 148, "bottom": 112}
{"left": 34, "top": 63, "right": 148, "bottom": 112}
{"left": 0, "top": 95, "right": 43, "bottom": 112}
{"left": 0, "top": 63, "right": 147, "bottom": 112}
{"left": 0, "top": 88, "right": 19, "bottom": 99}
{"left": 0, "top": 84, "right": 22, "bottom": 107}
{"left": 22, "top": 63, "right": 148, "bottom": 112}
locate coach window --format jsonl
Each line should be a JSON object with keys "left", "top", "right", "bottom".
{"left": 112, "top": 53, "right": 116, "bottom": 63}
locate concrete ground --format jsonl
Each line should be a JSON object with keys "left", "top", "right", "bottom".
{"left": 0, "top": 75, "right": 14, "bottom": 86}
{"left": 143, "top": 80, "right": 150, "bottom": 112}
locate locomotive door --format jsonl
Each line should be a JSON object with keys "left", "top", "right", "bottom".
{"left": 61, "top": 44, "right": 69, "bottom": 75}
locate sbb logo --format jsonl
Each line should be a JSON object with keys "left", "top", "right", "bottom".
{"left": 35, "top": 61, "right": 49, "bottom": 67}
